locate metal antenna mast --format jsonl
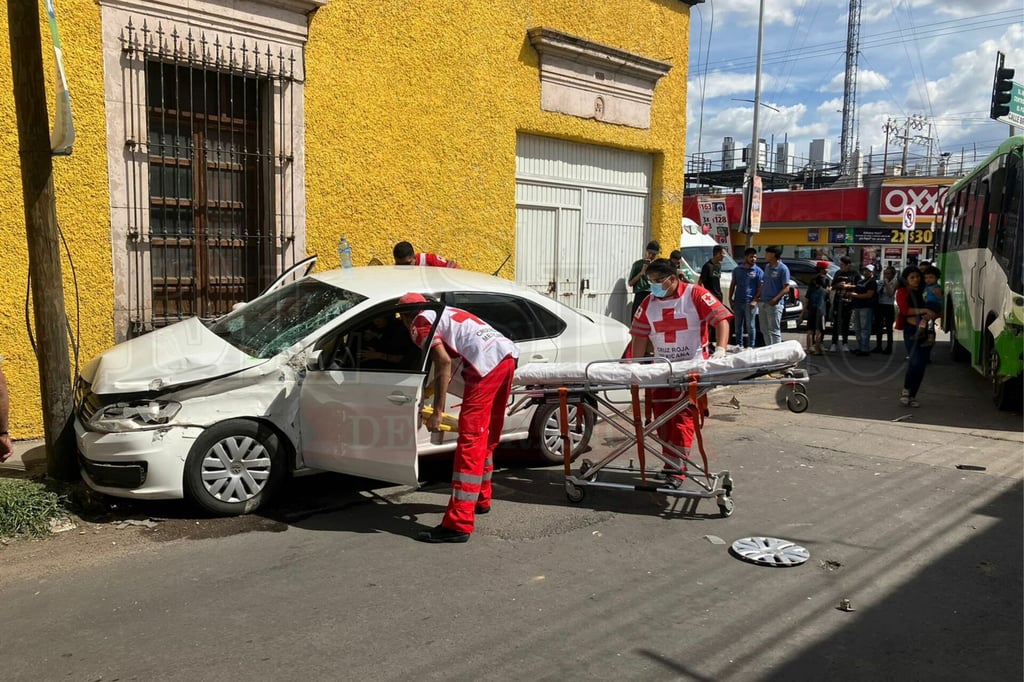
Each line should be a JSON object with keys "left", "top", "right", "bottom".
{"left": 840, "top": 0, "right": 862, "bottom": 174}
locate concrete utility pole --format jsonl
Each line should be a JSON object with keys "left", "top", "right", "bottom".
{"left": 7, "top": 0, "right": 78, "bottom": 480}
{"left": 740, "top": 0, "right": 766, "bottom": 249}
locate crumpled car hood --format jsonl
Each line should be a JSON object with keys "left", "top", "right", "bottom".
{"left": 80, "top": 317, "right": 269, "bottom": 394}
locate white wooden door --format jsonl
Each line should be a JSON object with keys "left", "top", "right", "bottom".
{"left": 515, "top": 135, "right": 651, "bottom": 325}
{"left": 514, "top": 203, "right": 582, "bottom": 306}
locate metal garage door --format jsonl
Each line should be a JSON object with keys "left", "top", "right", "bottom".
{"left": 515, "top": 135, "right": 652, "bottom": 325}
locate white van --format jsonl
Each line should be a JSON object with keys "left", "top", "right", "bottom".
{"left": 680, "top": 218, "right": 736, "bottom": 298}
{"left": 681, "top": 218, "right": 802, "bottom": 328}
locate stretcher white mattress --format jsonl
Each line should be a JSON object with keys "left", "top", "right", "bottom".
{"left": 514, "top": 340, "right": 805, "bottom": 387}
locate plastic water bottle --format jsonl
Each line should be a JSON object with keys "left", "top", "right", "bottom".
{"left": 337, "top": 235, "right": 353, "bottom": 269}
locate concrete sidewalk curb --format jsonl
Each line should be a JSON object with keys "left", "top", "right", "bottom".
{"left": 0, "top": 439, "right": 48, "bottom": 478}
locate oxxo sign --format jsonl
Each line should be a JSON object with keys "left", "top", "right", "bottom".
{"left": 878, "top": 181, "right": 952, "bottom": 223}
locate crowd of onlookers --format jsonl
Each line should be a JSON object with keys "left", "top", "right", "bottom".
{"left": 734, "top": 253, "right": 943, "bottom": 408}
{"left": 629, "top": 241, "right": 944, "bottom": 408}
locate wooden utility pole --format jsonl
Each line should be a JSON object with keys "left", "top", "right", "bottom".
{"left": 7, "top": 0, "right": 78, "bottom": 480}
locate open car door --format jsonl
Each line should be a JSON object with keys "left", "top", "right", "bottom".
{"left": 259, "top": 255, "right": 318, "bottom": 298}
{"left": 298, "top": 368, "right": 423, "bottom": 486}
{"left": 297, "top": 299, "right": 442, "bottom": 486}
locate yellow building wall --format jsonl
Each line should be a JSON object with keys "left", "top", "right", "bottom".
{"left": 304, "top": 0, "right": 694, "bottom": 275}
{"left": 0, "top": 1, "right": 112, "bottom": 439}
{"left": 0, "top": 0, "right": 694, "bottom": 438}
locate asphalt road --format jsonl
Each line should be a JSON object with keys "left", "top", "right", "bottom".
{"left": 1, "top": 332, "right": 1021, "bottom": 681}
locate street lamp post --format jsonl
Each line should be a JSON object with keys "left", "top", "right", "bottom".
{"left": 740, "top": 0, "right": 766, "bottom": 249}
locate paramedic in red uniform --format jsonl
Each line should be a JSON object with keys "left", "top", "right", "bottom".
{"left": 399, "top": 293, "right": 518, "bottom": 543}
{"left": 393, "top": 241, "right": 459, "bottom": 268}
{"left": 629, "top": 259, "right": 732, "bottom": 479}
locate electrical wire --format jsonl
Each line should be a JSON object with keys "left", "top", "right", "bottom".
{"left": 693, "top": 0, "right": 715, "bottom": 172}
{"left": 693, "top": 11, "right": 1018, "bottom": 74}
{"left": 22, "top": 220, "right": 82, "bottom": 389}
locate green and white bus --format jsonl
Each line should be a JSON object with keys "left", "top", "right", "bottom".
{"left": 938, "top": 135, "right": 1023, "bottom": 410}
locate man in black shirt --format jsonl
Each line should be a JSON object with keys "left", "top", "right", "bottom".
{"left": 698, "top": 245, "right": 726, "bottom": 302}
{"left": 829, "top": 256, "right": 860, "bottom": 352}
{"left": 848, "top": 264, "right": 878, "bottom": 356}
{"left": 698, "top": 244, "right": 727, "bottom": 349}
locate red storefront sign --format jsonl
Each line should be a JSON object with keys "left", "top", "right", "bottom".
{"left": 877, "top": 180, "right": 953, "bottom": 222}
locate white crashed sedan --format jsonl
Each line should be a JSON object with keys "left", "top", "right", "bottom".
{"left": 74, "top": 264, "right": 629, "bottom": 515}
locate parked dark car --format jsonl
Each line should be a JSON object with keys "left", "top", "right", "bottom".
{"left": 786, "top": 259, "right": 839, "bottom": 329}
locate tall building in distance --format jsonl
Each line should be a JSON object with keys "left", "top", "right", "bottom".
{"left": 809, "top": 138, "right": 832, "bottom": 170}
{"left": 776, "top": 142, "right": 795, "bottom": 173}
{"left": 742, "top": 138, "right": 768, "bottom": 170}
{"left": 722, "top": 136, "right": 736, "bottom": 170}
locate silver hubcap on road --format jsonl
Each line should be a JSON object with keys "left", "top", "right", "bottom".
{"left": 201, "top": 436, "right": 271, "bottom": 503}
{"left": 542, "top": 405, "right": 585, "bottom": 455}
{"left": 731, "top": 536, "right": 810, "bottom": 567}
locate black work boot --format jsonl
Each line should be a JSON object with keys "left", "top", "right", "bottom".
{"left": 416, "top": 525, "right": 470, "bottom": 543}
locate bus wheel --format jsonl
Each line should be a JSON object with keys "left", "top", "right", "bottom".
{"left": 993, "top": 375, "right": 1023, "bottom": 412}
{"left": 987, "top": 333, "right": 1023, "bottom": 412}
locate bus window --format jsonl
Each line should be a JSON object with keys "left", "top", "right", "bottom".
{"left": 963, "top": 179, "right": 980, "bottom": 247}
{"left": 993, "top": 155, "right": 1022, "bottom": 294}
{"left": 944, "top": 190, "right": 963, "bottom": 251}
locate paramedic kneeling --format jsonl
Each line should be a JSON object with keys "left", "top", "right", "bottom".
{"left": 629, "top": 259, "right": 732, "bottom": 478}
{"left": 399, "top": 293, "right": 519, "bottom": 544}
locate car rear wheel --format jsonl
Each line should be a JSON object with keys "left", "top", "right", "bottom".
{"left": 530, "top": 403, "right": 594, "bottom": 465}
{"left": 184, "top": 419, "right": 287, "bottom": 516}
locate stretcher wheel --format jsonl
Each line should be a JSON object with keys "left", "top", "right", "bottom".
{"left": 718, "top": 497, "right": 735, "bottom": 517}
{"left": 578, "top": 459, "right": 595, "bottom": 480}
{"left": 786, "top": 392, "right": 809, "bottom": 413}
{"left": 565, "top": 481, "right": 586, "bottom": 504}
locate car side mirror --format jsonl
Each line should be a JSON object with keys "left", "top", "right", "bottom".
{"left": 306, "top": 349, "right": 324, "bottom": 371}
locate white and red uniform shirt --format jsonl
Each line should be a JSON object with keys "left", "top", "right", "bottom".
{"left": 630, "top": 283, "right": 732, "bottom": 361}
{"left": 414, "top": 252, "right": 458, "bottom": 268}
{"left": 410, "top": 308, "right": 518, "bottom": 377}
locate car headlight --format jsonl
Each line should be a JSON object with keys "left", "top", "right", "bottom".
{"left": 87, "top": 400, "right": 182, "bottom": 433}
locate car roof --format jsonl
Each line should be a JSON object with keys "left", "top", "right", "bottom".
{"left": 312, "top": 265, "right": 536, "bottom": 301}
{"left": 786, "top": 259, "right": 839, "bottom": 272}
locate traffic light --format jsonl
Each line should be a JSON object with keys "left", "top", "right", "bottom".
{"left": 991, "top": 60, "right": 1015, "bottom": 120}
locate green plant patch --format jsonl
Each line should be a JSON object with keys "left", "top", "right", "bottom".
{"left": 0, "top": 478, "right": 67, "bottom": 539}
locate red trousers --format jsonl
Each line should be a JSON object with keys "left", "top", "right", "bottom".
{"left": 650, "top": 386, "right": 696, "bottom": 468}
{"left": 442, "top": 356, "right": 516, "bottom": 534}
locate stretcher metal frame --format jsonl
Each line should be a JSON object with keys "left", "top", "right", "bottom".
{"left": 512, "top": 356, "right": 810, "bottom": 517}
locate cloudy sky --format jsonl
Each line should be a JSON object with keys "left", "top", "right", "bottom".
{"left": 686, "top": 0, "right": 1024, "bottom": 176}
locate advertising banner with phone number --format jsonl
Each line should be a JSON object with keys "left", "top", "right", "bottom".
{"left": 828, "top": 228, "right": 934, "bottom": 245}
{"left": 697, "top": 195, "right": 733, "bottom": 249}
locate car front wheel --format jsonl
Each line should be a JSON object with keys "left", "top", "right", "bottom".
{"left": 529, "top": 402, "right": 595, "bottom": 465}
{"left": 183, "top": 419, "right": 287, "bottom": 516}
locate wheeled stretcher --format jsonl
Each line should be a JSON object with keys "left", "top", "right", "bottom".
{"left": 511, "top": 340, "right": 809, "bottom": 517}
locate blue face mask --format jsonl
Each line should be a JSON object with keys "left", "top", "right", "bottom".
{"left": 650, "top": 281, "right": 668, "bottom": 298}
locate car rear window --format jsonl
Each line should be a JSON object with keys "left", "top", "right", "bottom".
{"left": 444, "top": 292, "right": 567, "bottom": 341}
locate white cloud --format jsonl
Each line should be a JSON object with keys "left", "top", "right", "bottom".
{"left": 689, "top": 71, "right": 790, "bottom": 101}
{"left": 686, "top": 3, "right": 1024, "bottom": 168}
{"left": 820, "top": 69, "right": 890, "bottom": 93}
{"left": 930, "top": 0, "right": 1022, "bottom": 21}
{"left": 692, "top": 0, "right": 829, "bottom": 29}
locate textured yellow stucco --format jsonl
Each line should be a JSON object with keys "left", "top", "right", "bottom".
{"left": 0, "top": 0, "right": 693, "bottom": 438}
{"left": 304, "top": 0, "right": 692, "bottom": 273}
{"left": 1, "top": 0, "right": 111, "bottom": 440}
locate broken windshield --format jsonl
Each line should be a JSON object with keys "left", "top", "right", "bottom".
{"left": 207, "top": 279, "right": 367, "bottom": 358}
